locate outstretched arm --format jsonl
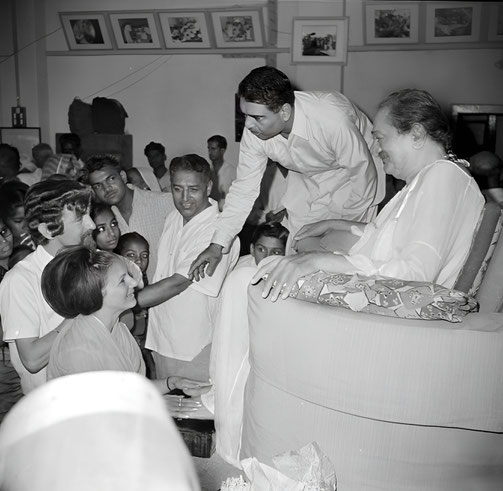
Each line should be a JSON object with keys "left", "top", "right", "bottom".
{"left": 136, "top": 273, "right": 192, "bottom": 309}
{"left": 188, "top": 243, "right": 223, "bottom": 281}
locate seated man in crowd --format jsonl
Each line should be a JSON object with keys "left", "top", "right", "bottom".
{"left": 85, "top": 154, "right": 174, "bottom": 280}
{"left": 144, "top": 141, "right": 170, "bottom": 192}
{"left": 136, "top": 154, "right": 239, "bottom": 383}
{"left": 0, "top": 179, "right": 95, "bottom": 393}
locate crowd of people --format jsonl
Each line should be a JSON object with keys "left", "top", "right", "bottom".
{"left": 0, "top": 64, "right": 495, "bottom": 485}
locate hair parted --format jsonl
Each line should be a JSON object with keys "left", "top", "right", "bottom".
{"left": 378, "top": 88, "right": 452, "bottom": 150}
{"left": 238, "top": 66, "right": 295, "bottom": 112}
{"left": 169, "top": 154, "right": 212, "bottom": 182}
{"left": 24, "top": 179, "right": 93, "bottom": 245}
{"left": 41, "top": 246, "right": 116, "bottom": 318}
{"left": 251, "top": 221, "right": 290, "bottom": 247}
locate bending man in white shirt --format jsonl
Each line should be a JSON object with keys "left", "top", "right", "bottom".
{"left": 190, "top": 65, "right": 384, "bottom": 280}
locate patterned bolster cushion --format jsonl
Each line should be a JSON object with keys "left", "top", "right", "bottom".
{"left": 289, "top": 271, "right": 479, "bottom": 323}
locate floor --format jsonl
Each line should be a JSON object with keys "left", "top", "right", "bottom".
{"left": 0, "top": 349, "right": 242, "bottom": 491}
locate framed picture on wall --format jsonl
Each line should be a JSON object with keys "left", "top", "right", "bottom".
{"left": 0, "top": 127, "right": 41, "bottom": 162}
{"left": 488, "top": 4, "right": 503, "bottom": 41}
{"left": 425, "top": 3, "right": 481, "bottom": 43}
{"left": 292, "top": 17, "right": 348, "bottom": 64}
{"left": 109, "top": 12, "right": 161, "bottom": 49}
{"left": 365, "top": 3, "right": 419, "bottom": 44}
{"left": 159, "top": 12, "right": 212, "bottom": 48}
{"left": 211, "top": 10, "right": 264, "bottom": 48}
{"left": 60, "top": 13, "right": 113, "bottom": 50}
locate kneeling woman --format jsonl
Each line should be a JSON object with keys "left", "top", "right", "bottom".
{"left": 41, "top": 246, "right": 206, "bottom": 398}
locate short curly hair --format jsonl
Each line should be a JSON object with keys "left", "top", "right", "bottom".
{"left": 83, "top": 154, "right": 122, "bottom": 182}
{"left": 42, "top": 246, "right": 117, "bottom": 318}
{"left": 24, "top": 179, "right": 93, "bottom": 246}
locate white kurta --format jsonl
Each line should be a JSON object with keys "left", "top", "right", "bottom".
{"left": 0, "top": 246, "right": 62, "bottom": 394}
{"left": 347, "top": 160, "right": 484, "bottom": 288}
{"left": 146, "top": 202, "right": 239, "bottom": 361}
{"left": 212, "top": 91, "right": 384, "bottom": 248}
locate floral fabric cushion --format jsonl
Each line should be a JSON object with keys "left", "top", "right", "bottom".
{"left": 289, "top": 271, "right": 478, "bottom": 323}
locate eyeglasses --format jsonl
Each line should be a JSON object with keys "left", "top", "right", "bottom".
{"left": 0, "top": 227, "right": 12, "bottom": 240}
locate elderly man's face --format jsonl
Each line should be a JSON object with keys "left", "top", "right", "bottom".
{"left": 171, "top": 170, "right": 211, "bottom": 224}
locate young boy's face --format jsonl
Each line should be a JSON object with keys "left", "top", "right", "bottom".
{"left": 119, "top": 239, "right": 149, "bottom": 273}
{"left": 250, "top": 236, "right": 285, "bottom": 265}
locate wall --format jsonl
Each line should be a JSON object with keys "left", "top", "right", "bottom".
{"left": 1, "top": 0, "right": 503, "bottom": 166}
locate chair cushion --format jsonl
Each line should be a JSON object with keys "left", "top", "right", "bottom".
{"left": 454, "top": 201, "right": 502, "bottom": 294}
{"left": 289, "top": 272, "right": 478, "bottom": 322}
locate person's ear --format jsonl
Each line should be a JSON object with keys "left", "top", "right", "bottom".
{"left": 120, "top": 170, "right": 128, "bottom": 184}
{"left": 250, "top": 243, "right": 255, "bottom": 256}
{"left": 206, "top": 179, "right": 213, "bottom": 197}
{"left": 38, "top": 222, "right": 53, "bottom": 240}
{"left": 280, "top": 103, "right": 292, "bottom": 122}
{"left": 410, "top": 123, "right": 427, "bottom": 149}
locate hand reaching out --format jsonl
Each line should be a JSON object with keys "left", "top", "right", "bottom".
{"left": 188, "top": 243, "right": 223, "bottom": 281}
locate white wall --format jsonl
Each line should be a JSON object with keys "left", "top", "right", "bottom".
{"left": 46, "top": 54, "right": 262, "bottom": 167}
{"left": 2, "top": 0, "right": 503, "bottom": 166}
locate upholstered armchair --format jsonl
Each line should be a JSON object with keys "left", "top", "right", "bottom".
{"left": 241, "top": 202, "right": 503, "bottom": 490}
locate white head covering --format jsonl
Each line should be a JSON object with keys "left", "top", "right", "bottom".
{"left": 0, "top": 371, "right": 200, "bottom": 491}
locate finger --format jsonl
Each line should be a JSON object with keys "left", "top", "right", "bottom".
{"left": 192, "top": 267, "right": 201, "bottom": 282}
{"left": 206, "top": 260, "right": 217, "bottom": 277}
{"left": 251, "top": 264, "right": 269, "bottom": 285}
{"left": 187, "top": 257, "right": 202, "bottom": 277}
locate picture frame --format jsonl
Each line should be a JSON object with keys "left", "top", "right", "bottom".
{"left": 60, "top": 13, "right": 113, "bottom": 50}
{"left": 0, "top": 127, "right": 41, "bottom": 162}
{"left": 425, "top": 3, "right": 481, "bottom": 44}
{"left": 211, "top": 10, "right": 264, "bottom": 48}
{"left": 365, "top": 2, "right": 419, "bottom": 44}
{"left": 488, "top": 4, "right": 503, "bottom": 42}
{"left": 292, "top": 17, "right": 348, "bottom": 64}
{"left": 159, "top": 12, "right": 212, "bottom": 48}
{"left": 109, "top": 12, "right": 161, "bottom": 49}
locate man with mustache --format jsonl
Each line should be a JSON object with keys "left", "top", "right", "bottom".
{"left": 190, "top": 66, "right": 384, "bottom": 280}
{"left": 85, "top": 155, "right": 175, "bottom": 281}
{"left": 0, "top": 178, "right": 95, "bottom": 393}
